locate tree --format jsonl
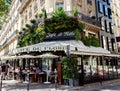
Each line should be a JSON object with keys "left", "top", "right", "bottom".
{"left": 0, "top": 0, "right": 12, "bottom": 29}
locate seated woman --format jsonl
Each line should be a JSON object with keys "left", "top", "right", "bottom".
{"left": 34, "top": 67, "right": 41, "bottom": 82}
{"left": 36, "top": 67, "right": 41, "bottom": 73}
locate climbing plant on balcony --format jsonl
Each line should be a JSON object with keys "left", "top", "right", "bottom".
{"left": 44, "top": 7, "right": 84, "bottom": 34}
{"left": 17, "top": 27, "right": 45, "bottom": 47}
{"left": 17, "top": 7, "right": 84, "bottom": 47}
{"left": 81, "top": 35, "right": 100, "bottom": 47}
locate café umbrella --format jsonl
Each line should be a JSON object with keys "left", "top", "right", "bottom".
{"left": 35, "top": 53, "right": 59, "bottom": 58}
{"left": 35, "top": 53, "right": 59, "bottom": 84}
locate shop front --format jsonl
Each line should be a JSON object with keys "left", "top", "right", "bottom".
{"left": 5, "top": 40, "right": 120, "bottom": 85}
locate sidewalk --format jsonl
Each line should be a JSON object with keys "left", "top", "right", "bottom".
{"left": 1, "top": 79, "right": 120, "bottom": 91}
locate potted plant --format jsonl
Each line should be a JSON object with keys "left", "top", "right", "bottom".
{"left": 26, "top": 24, "right": 31, "bottom": 28}
{"left": 62, "top": 55, "right": 79, "bottom": 86}
{"left": 22, "top": 27, "right": 26, "bottom": 31}
{"left": 38, "top": 13, "right": 43, "bottom": 18}
{"left": 91, "top": 16, "right": 96, "bottom": 19}
{"left": 19, "top": 31, "right": 22, "bottom": 35}
{"left": 30, "top": 19, "right": 36, "bottom": 24}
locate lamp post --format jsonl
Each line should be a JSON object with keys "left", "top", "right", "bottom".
{"left": 0, "top": 73, "right": 2, "bottom": 91}
{"left": 26, "top": 71, "right": 29, "bottom": 91}
{"left": 54, "top": 69, "right": 57, "bottom": 90}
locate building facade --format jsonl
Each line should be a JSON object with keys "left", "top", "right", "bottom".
{"left": 0, "top": 0, "right": 119, "bottom": 86}
{"left": 0, "top": 0, "right": 101, "bottom": 56}
{"left": 111, "top": 0, "right": 120, "bottom": 52}
{"left": 0, "top": 0, "right": 21, "bottom": 56}
{"left": 96, "top": 0, "right": 115, "bottom": 52}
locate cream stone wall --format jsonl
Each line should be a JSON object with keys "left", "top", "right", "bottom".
{"left": 0, "top": 0, "right": 100, "bottom": 56}
{"left": 111, "top": 0, "right": 120, "bottom": 50}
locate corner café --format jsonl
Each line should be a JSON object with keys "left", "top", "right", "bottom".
{"left": 8, "top": 33, "right": 120, "bottom": 85}
{"left": 6, "top": 40, "right": 120, "bottom": 85}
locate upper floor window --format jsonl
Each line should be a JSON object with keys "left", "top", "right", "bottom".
{"left": 107, "top": 0, "right": 110, "bottom": 5}
{"left": 104, "top": 20, "right": 107, "bottom": 32}
{"left": 25, "top": 10, "right": 27, "bottom": 21}
{"left": 98, "top": 1, "right": 103, "bottom": 13}
{"left": 87, "top": 0, "right": 92, "bottom": 5}
{"left": 40, "top": 0, "right": 45, "bottom": 6}
{"left": 56, "top": 3, "right": 64, "bottom": 10}
{"left": 103, "top": 0, "right": 106, "bottom": 2}
{"left": 108, "top": 8, "right": 112, "bottom": 19}
{"left": 88, "top": 11, "right": 92, "bottom": 17}
{"left": 29, "top": 5, "right": 32, "bottom": 18}
{"left": 109, "top": 22, "right": 113, "bottom": 34}
{"left": 103, "top": 5, "right": 108, "bottom": 16}
{"left": 34, "top": 2, "right": 38, "bottom": 13}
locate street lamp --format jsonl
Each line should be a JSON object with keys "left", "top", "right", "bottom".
{"left": 0, "top": 73, "right": 2, "bottom": 91}
{"left": 54, "top": 69, "right": 57, "bottom": 90}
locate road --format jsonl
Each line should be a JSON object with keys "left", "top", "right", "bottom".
{"left": 1, "top": 80, "right": 120, "bottom": 91}
{"left": 83, "top": 82, "right": 120, "bottom": 91}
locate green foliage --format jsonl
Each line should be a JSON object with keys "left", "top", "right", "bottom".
{"left": 91, "top": 16, "right": 96, "bottom": 19}
{"left": 22, "top": 27, "right": 26, "bottom": 31}
{"left": 42, "top": 8, "right": 47, "bottom": 18}
{"left": 62, "top": 55, "right": 79, "bottom": 80}
{"left": 81, "top": 35, "right": 100, "bottom": 47}
{"left": 30, "top": 19, "right": 36, "bottom": 24}
{"left": 118, "top": 47, "right": 120, "bottom": 52}
{"left": 26, "top": 24, "right": 31, "bottom": 28}
{"left": 0, "top": 0, "right": 12, "bottom": 29}
{"left": 44, "top": 7, "right": 83, "bottom": 33}
{"left": 74, "top": 29, "right": 81, "bottom": 40}
{"left": 17, "top": 27, "right": 46, "bottom": 47}
{"left": 38, "top": 13, "right": 43, "bottom": 18}
{"left": 18, "top": 7, "right": 84, "bottom": 47}
{"left": 19, "top": 31, "right": 22, "bottom": 35}
{"left": 73, "top": 7, "right": 78, "bottom": 16}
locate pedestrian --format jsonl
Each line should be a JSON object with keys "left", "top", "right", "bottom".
{"left": 98, "top": 71, "right": 103, "bottom": 86}
{"left": 1, "top": 63, "right": 6, "bottom": 80}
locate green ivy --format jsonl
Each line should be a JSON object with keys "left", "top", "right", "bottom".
{"left": 81, "top": 35, "right": 100, "bottom": 47}
{"left": 44, "top": 7, "right": 83, "bottom": 33}
{"left": 62, "top": 55, "right": 79, "bottom": 80}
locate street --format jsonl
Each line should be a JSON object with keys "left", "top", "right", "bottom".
{"left": 84, "top": 82, "right": 120, "bottom": 91}
{"left": 0, "top": 80, "right": 120, "bottom": 91}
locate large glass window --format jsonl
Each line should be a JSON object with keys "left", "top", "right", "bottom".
{"left": 109, "top": 22, "right": 113, "bottom": 34}
{"left": 103, "top": 36, "right": 107, "bottom": 49}
{"left": 108, "top": 37, "right": 112, "bottom": 51}
{"left": 107, "top": 0, "right": 110, "bottom": 5}
{"left": 103, "top": 5, "right": 108, "bottom": 16}
{"left": 104, "top": 20, "right": 107, "bottom": 31}
{"left": 98, "top": 1, "right": 103, "bottom": 13}
{"left": 108, "top": 8, "right": 112, "bottom": 19}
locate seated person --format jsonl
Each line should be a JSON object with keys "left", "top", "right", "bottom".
{"left": 34, "top": 67, "right": 41, "bottom": 82}
{"left": 35, "top": 67, "right": 41, "bottom": 73}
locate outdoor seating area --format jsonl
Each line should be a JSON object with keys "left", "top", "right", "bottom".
{"left": 0, "top": 53, "right": 59, "bottom": 84}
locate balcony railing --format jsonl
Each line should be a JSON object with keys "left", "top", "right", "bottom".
{"left": 66, "top": 11, "right": 101, "bottom": 27}
{"left": 46, "top": 11, "right": 101, "bottom": 28}
{"left": 2, "top": 30, "right": 18, "bottom": 47}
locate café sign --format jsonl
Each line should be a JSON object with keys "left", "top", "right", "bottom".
{"left": 15, "top": 46, "right": 67, "bottom": 53}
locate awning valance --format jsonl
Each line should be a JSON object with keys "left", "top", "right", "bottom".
{"left": 10, "top": 40, "right": 114, "bottom": 56}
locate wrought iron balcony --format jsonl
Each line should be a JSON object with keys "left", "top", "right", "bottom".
{"left": 66, "top": 11, "right": 101, "bottom": 28}
{"left": 46, "top": 11, "right": 101, "bottom": 28}
{"left": 2, "top": 30, "right": 18, "bottom": 47}
{"left": 116, "top": 37, "right": 120, "bottom": 42}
